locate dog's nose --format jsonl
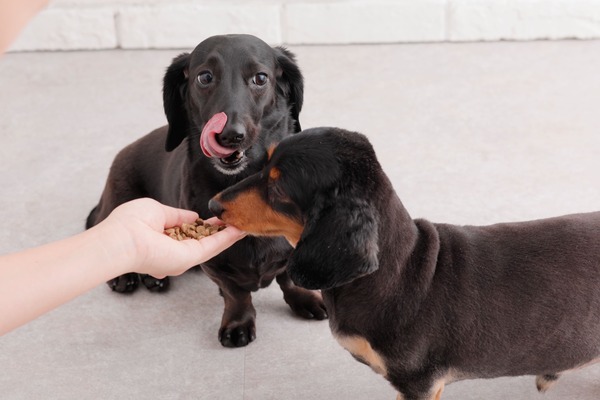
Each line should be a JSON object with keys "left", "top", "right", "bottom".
{"left": 219, "top": 122, "right": 246, "bottom": 146}
{"left": 208, "top": 198, "right": 224, "bottom": 218}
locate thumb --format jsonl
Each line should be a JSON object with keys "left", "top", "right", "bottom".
{"left": 176, "top": 226, "right": 247, "bottom": 271}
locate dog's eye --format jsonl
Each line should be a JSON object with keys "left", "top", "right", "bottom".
{"left": 197, "top": 71, "right": 213, "bottom": 86}
{"left": 252, "top": 73, "right": 268, "bottom": 87}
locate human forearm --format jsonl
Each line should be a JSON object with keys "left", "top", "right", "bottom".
{"left": 0, "top": 0, "right": 49, "bottom": 54}
{"left": 0, "top": 198, "right": 246, "bottom": 336}
{"left": 0, "top": 226, "right": 122, "bottom": 335}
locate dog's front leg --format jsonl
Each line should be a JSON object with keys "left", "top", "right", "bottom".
{"left": 107, "top": 273, "right": 140, "bottom": 293}
{"left": 217, "top": 283, "right": 257, "bottom": 348}
{"left": 396, "top": 386, "right": 444, "bottom": 400}
{"left": 276, "top": 270, "right": 328, "bottom": 320}
{"left": 395, "top": 377, "right": 445, "bottom": 400}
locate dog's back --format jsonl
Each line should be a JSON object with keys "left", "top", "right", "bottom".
{"left": 429, "top": 211, "right": 600, "bottom": 378}
{"left": 206, "top": 127, "right": 600, "bottom": 396}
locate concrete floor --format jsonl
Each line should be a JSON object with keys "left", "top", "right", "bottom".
{"left": 1, "top": 40, "right": 599, "bottom": 399}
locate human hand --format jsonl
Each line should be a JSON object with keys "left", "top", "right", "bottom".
{"left": 94, "top": 198, "right": 246, "bottom": 278}
{"left": 1, "top": 197, "right": 245, "bottom": 335}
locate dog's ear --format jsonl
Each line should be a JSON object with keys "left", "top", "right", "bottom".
{"left": 163, "top": 52, "right": 190, "bottom": 152}
{"left": 274, "top": 47, "right": 304, "bottom": 133}
{"left": 288, "top": 192, "right": 379, "bottom": 290}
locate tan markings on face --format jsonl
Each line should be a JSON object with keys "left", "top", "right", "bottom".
{"left": 219, "top": 189, "right": 303, "bottom": 246}
{"left": 334, "top": 335, "right": 388, "bottom": 377}
{"left": 269, "top": 167, "right": 281, "bottom": 181}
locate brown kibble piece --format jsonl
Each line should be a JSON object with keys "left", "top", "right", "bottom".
{"left": 164, "top": 218, "right": 225, "bottom": 241}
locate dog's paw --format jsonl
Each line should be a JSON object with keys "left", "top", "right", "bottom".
{"left": 219, "top": 319, "right": 256, "bottom": 348}
{"left": 284, "top": 288, "right": 328, "bottom": 320}
{"left": 141, "top": 274, "right": 170, "bottom": 292}
{"left": 108, "top": 273, "right": 140, "bottom": 293}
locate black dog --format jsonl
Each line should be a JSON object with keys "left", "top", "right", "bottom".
{"left": 210, "top": 127, "right": 600, "bottom": 399}
{"left": 87, "top": 35, "right": 327, "bottom": 348}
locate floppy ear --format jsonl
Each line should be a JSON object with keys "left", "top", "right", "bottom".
{"left": 274, "top": 47, "right": 304, "bottom": 133}
{"left": 163, "top": 52, "right": 190, "bottom": 151}
{"left": 288, "top": 193, "right": 379, "bottom": 290}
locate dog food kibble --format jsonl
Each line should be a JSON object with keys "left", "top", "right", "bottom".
{"left": 164, "top": 218, "right": 225, "bottom": 241}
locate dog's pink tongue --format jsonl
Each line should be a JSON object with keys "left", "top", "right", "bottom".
{"left": 200, "top": 112, "right": 235, "bottom": 158}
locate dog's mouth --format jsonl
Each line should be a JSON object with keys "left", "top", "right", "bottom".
{"left": 200, "top": 112, "right": 232, "bottom": 157}
{"left": 219, "top": 150, "right": 245, "bottom": 166}
{"left": 200, "top": 112, "right": 255, "bottom": 174}
{"left": 200, "top": 112, "right": 249, "bottom": 168}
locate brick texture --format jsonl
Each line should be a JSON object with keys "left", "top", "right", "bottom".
{"left": 8, "top": 0, "right": 600, "bottom": 51}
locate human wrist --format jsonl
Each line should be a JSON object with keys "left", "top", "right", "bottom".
{"left": 86, "top": 219, "right": 139, "bottom": 278}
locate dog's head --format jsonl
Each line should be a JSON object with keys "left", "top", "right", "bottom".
{"left": 209, "top": 127, "right": 381, "bottom": 290}
{"left": 163, "top": 34, "right": 304, "bottom": 176}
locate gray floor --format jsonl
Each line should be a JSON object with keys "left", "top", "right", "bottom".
{"left": 1, "top": 40, "right": 600, "bottom": 399}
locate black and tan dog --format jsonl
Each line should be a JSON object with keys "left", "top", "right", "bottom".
{"left": 87, "top": 35, "right": 326, "bottom": 348}
{"left": 209, "top": 127, "right": 600, "bottom": 399}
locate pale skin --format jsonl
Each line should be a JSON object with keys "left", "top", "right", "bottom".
{"left": 0, "top": 198, "right": 247, "bottom": 336}
{"left": 0, "top": 0, "right": 49, "bottom": 54}
{"left": 0, "top": 1, "right": 247, "bottom": 336}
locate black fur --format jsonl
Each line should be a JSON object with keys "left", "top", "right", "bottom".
{"left": 163, "top": 52, "right": 191, "bottom": 151}
{"left": 86, "top": 34, "right": 326, "bottom": 348}
{"left": 211, "top": 127, "right": 600, "bottom": 398}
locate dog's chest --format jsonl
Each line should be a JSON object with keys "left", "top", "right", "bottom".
{"left": 321, "top": 292, "right": 386, "bottom": 374}
{"left": 333, "top": 334, "right": 388, "bottom": 377}
{"left": 204, "top": 236, "right": 291, "bottom": 290}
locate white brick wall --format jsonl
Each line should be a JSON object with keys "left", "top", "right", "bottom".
{"left": 284, "top": 0, "right": 446, "bottom": 44}
{"left": 116, "top": 3, "right": 282, "bottom": 49}
{"left": 11, "top": 7, "right": 116, "bottom": 51}
{"left": 448, "top": 0, "right": 600, "bottom": 41}
{"left": 9, "top": 0, "right": 600, "bottom": 52}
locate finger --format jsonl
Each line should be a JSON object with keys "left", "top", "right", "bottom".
{"left": 203, "top": 216, "right": 225, "bottom": 226}
{"left": 180, "top": 226, "right": 247, "bottom": 266}
{"left": 161, "top": 205, "right": 199, "bottom": 228}
{"left": 215, "top": 225, "right": 246, "bottom": 238}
